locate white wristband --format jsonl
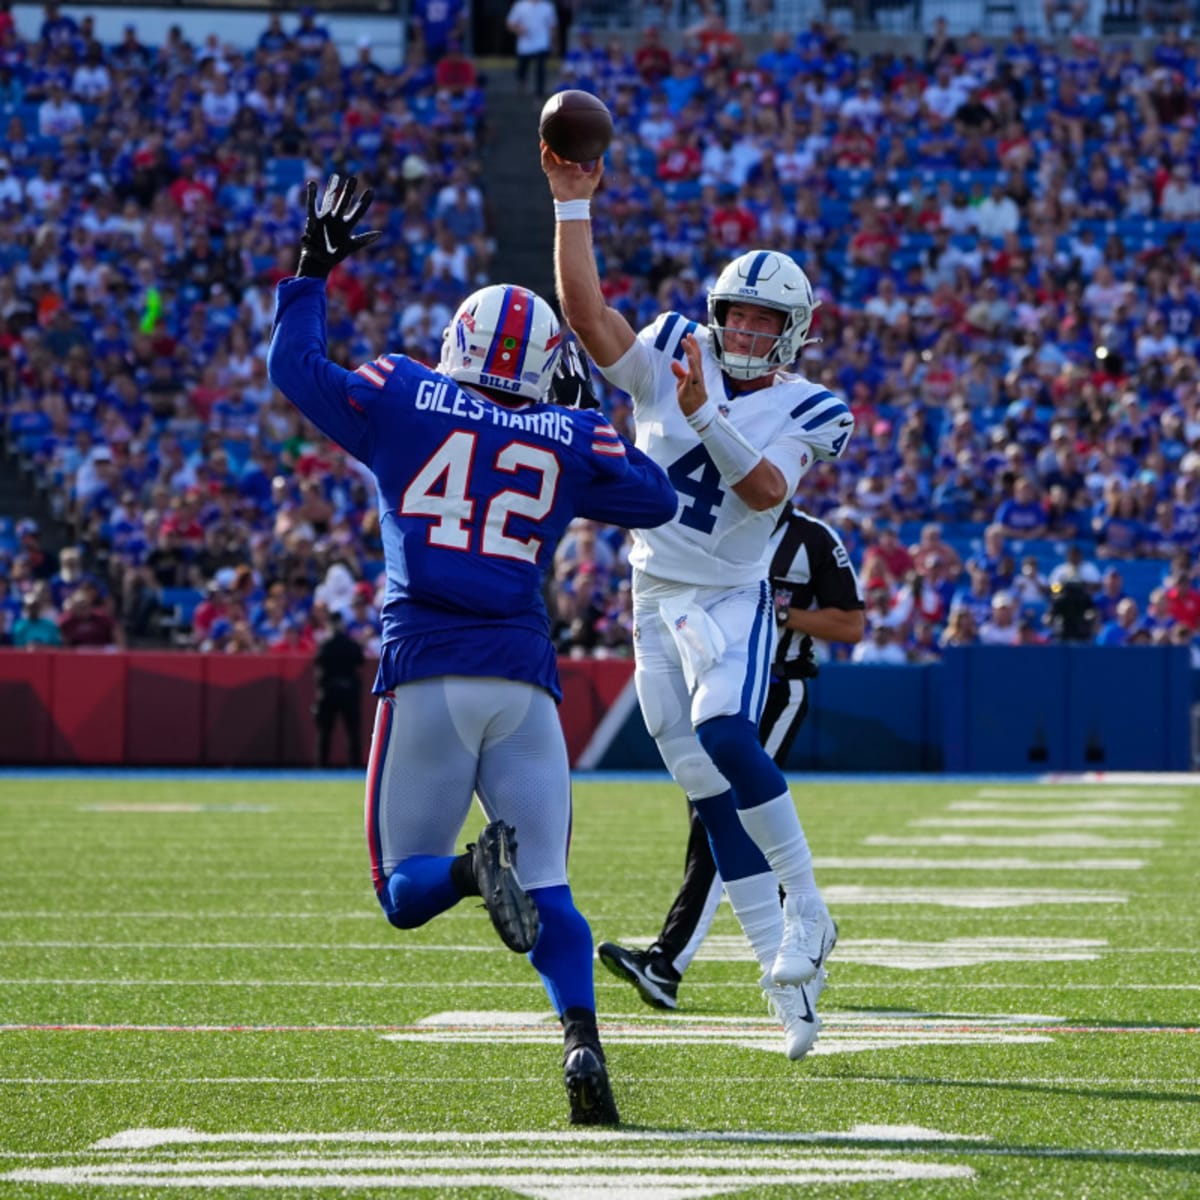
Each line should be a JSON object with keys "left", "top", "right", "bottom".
{"left": 554, "top": 198, "right": 591, "bottom": 221}
{"left": 691, "top": 407, "right": 763, "bottom": 486}
{"left": 684, "top": 397, "right": 719, "bottom": 433}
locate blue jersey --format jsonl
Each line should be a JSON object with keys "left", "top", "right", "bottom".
{"left": 267, "top": 278, "right": 676, "bottom": 699}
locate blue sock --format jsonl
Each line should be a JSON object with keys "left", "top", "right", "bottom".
{"left": 691, "top": 791, "right": 771, "bottom": 882}
{"left": 697, "top": 714, "right": 788, "bottom": 810}
{"left": 380, "top": 854, "right": 462, "bottom": 929}
{"left": 528, "top": 884, "right": 594, "bottom": 1016}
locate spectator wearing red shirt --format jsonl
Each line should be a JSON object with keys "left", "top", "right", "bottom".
{"left": 848, "top": 208, "right": 897, "bottom": 267}
{"left": 862, "top": 522, "right": 915, "bottom": 586}
{"left": 686, "top": 13, "right": 742, "bottom": 65}
{"left": 656, "top": 128, "right": 702, "bottom": 183}
{"left": 708, "top": 187, "right": 758, "bottom": 249}
{"left": 167, "top": 157, "right": 214, "bottom": 215}
{"left": 830, "top": 117, "right": 876, "bottom": 167}
{"left": 434, "top": 39, "right": 477, "bottom": 92}
{"left": 160, "top": 492, "right": 206, "bottom": 547}
{"left": 634, "top": 26, "right": 672, "bottom": 86}
{"left": 1165, "top": 568, "right": 1200, "bottom": 631}
{"left": 59, "top": 582, "right": 123, "bottom": 648}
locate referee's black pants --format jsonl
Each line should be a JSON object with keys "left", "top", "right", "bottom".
{"left": 654, "top": 676, "right": 809, "bottom": 970}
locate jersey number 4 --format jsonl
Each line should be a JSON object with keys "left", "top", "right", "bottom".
{"left": 668, "top": 444, "right": 725, "bottom": 534}
{"left": 401, "top": 430, "right": 559, "bottom": 564}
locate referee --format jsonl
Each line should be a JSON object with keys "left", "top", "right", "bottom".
{"left": 598, "top": 507, "right": 865, "bottom": 1010}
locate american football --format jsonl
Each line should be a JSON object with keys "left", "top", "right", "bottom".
{"left": 539, "top": 89, "right": 613, "bottom": 164}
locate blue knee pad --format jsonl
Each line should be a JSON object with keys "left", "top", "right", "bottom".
{"left": 697, "top": 714, "right": 788, "bottom": 809}
{"left": 691, "top": 791, "right": 770, "bottom": 883}
{"left": 528, "top": 884, "right": 594, "bottom": 1016}
{"left": 380, "top": 854, "right": 460, "bottom": 930}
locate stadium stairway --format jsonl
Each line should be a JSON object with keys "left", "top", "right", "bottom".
{"left": 478, "top": 60, "right": 557, "bottom": 305}
{"left": 0, "top": 437, "right": 67, "bottom": 558}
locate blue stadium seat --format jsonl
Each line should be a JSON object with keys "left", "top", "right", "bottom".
{"left": 159, "top": 587, "right": 204, "bottom": 630}
{"left": 264, "top": 157, "right": 306, "bottom": 191}
{"left": 1112, "top": 559, "right": 1168, "bottom": 605}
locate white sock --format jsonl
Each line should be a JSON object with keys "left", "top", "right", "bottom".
{"left": 737, "top": 792, "right": 818, "bottom": 899}
{"left": 723, "top": 872, "right": 784, "bottom": 973}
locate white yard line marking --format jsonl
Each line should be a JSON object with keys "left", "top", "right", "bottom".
{"left": 815, "top": 857, "right": 1144, "bottom": 871}
{"left": 2, "top": 1077, "right": 1197, "bottom": 1089}
{"left": 80, "top": 804, "right": 273, "bottom": 813}
{"left": 823, "top": 886, "right": 1126, "bottom": 908}
{"left": 866, "top": 835, "right": 1164, "bottom": 849}
{"left": 2, "top": 1161, "right": 975, "bottom": 1195}
{"left": 378, "top": 1010, "right": 1200, "bottom": 1057}
{"left": 978, "top": 787, "right": 1187, "bottom": 800}
{"left": 952, "top": 801, "right": 1180, "bottom": 813}
{"left": 89, "top": 1127, "right": 984, "bottom": 1149}
{"left": 18, "top": 1123, "right": 1200, "bottom": 1197}
{"left": 1044, "top": 772, "right": 1200, "bottom": 785}
{"left": 692, "top": 935, "right": 1109, "bottom": 970}
{"left": 914, "top": 816, "right": 1174, "bottom": 829}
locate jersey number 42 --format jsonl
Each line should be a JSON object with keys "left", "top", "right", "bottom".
{"left": 400, "top": 430, "right": 559, "bottom": 564}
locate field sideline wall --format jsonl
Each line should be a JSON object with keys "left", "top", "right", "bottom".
{"left": 0, "top": 648, "right": 1191, "bottom": 771}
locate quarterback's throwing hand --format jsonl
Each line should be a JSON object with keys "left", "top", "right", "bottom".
{"left": 297, "top": 174, "right": 382, "bottom": 279}
{"left": 671, "top": 334, "right": 707, "bottom": 418}
{"left": 541, "top": 144, "right": 604, "bottom": 202}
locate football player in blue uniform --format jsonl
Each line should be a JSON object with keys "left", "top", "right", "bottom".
{"left": 267, "top": 175, "right": 677, "bottom": 1124}
{"left": 545, "top": 149, "right": 854, "bottom": 1059}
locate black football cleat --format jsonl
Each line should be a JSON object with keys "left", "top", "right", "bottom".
{"left": 564, "top": 1045, "right": 620, "bottom": 1126}
{"left": 597, "top": 942, "right": 680, "bottom": 1010}
{"left": 469, "top": 821, "right": 539, "bottom": 953}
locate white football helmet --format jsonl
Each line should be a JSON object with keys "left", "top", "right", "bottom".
{"left": 439, "top": 284, "right": 563, "bottom": 404}
{"left": 707, "top": 250, "right": 820, "bottom": 381}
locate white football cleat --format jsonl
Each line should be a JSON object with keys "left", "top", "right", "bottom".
{"left": 771, "top": 894, "right": 837, "bottom": 986}
{"left": 761, "top": 967, "right": 826, "bottom": 1061}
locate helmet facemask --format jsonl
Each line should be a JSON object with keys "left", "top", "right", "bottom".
{"left": 707, "top": 251, "right": 820, "bottom": 381}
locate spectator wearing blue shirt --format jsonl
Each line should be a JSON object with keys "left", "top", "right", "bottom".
{"left": 933, "top": 452, "right": 988, "bottom": 523}
{"left": 411, "top": 0, "right": 464, "bottom": 63}
{"left": 292, "top": 7, "right": 330, "bottom": 57}
{"left": 756, "top": 31, "right": 802, "bottom": 80}
{"left": 1095, "top": 492, "right": 1146, "bottom": 560}
{"left": 950, "top": 563, "right": 995, "bottom": 631}
{"left": 1096, "top": 597, "right": 1141, "bottom": 647}
{"left": 1092, "top": 564, "right": 1128, "bottom": 621}
{"left": 1149, "top": 499, "right": 1194, "bottom": 558}
{"left": 995, "top": 476, "right": 1048, "bottom": 540}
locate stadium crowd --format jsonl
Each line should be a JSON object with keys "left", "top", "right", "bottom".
{"left": 0, "top": 5, "right": 1198, "bottom": 665}
{"left": 552, "top": 14, "right": 1200, "bottom": 662}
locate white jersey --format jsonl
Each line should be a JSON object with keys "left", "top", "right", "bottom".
{"left": 601, "top": 311, "right": 854, "bottom": 589}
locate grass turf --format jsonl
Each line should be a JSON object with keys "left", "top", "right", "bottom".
{"left": 0, "top": 774, "right": 1197, "bottom": 1198}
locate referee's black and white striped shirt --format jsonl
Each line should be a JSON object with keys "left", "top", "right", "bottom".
{"left": 769, "top": 508, "right": 865, "bottom": 672}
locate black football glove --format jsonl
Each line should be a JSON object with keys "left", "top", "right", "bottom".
{"left": 550, "top": 337, "right": 599, "bottom": 409}
{"left": 296, "top": 174, "right": 382, "bottom": 279}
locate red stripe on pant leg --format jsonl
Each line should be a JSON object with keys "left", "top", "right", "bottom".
{"left": 364, "top": 697, "right": 394, "bottom": 895}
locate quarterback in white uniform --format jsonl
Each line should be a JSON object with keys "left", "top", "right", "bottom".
{"left": 544, "top": 148, "right": 853, "bottom": 1059}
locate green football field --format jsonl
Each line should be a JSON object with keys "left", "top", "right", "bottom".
{"left": 0, "top": 771, "right": 1197, "bottom": 1199}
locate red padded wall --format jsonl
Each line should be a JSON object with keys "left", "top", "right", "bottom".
{"left": 0, "top": 650, "right": 54, "bottom": 762}
{"left": 202, "top": 655, "right": 283, "bottom": 766}
{"left": 125, "top": 653, "right": 206, "bottom": 764}
{"left": 50, "top": 651, "right": 127, "bottom": 763}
